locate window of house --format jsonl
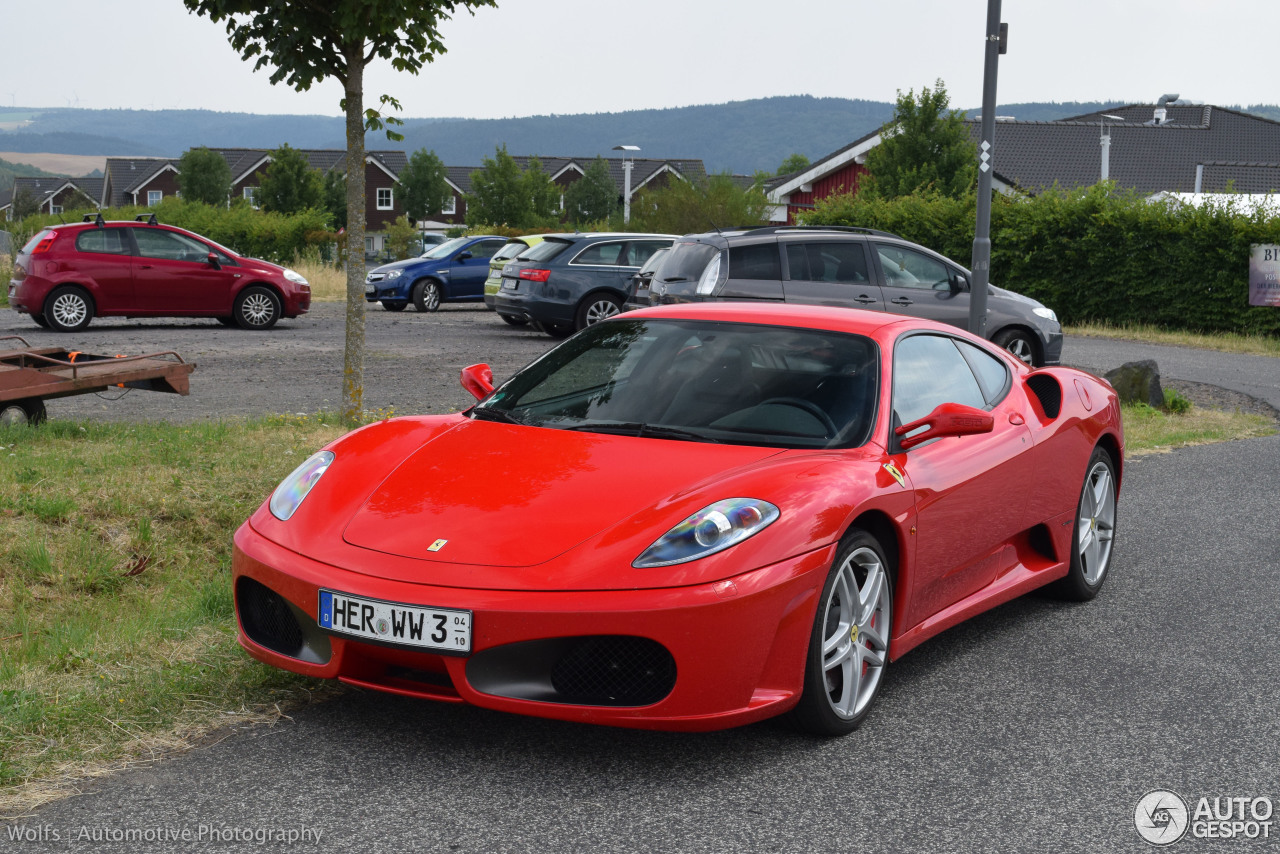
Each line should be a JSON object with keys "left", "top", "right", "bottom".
{"left": 441, "top": 194, "right": 457, "bottom": 215}
{"left": 243, "top": 187, "right": 257, "bottom": 205}
{"left": 147, "top": 190, "right": 162, "bottom": 206}
{"left": 50, "top": 205, "right": 62, "bottom": 215}
{"left": 377, "top": 188, "right": 393, "bottom": 210}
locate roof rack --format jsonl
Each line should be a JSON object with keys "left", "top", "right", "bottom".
{"left": 82, "top": 213, "right": 106, "bottom": 228}
{"left": 740, "top": 225, "right": 904, "bottom": 240}
{"left": 134, "top": 213, "right": 159, "bottom": 225}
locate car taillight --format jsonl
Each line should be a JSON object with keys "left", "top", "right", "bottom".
{"left": 519, "top": 268, "right": 551, "bottom": 283}
{"left": 31, "top": 231, "right": 58, "bottom": 253}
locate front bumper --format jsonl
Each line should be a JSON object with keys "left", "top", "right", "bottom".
{"left": 232, "top": 521, "right": 830, "bottom": 731}
{"left": 1040, "top": 328, "right": 1064, "bottom": 366}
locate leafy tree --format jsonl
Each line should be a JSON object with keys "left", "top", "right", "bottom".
{"left": 522, "top": 157, "right": 560, "bottom": 226}
{"left": 563, "top": 157, "right": 617, "bottom": 225}
{"left": 399, "top": 148, "right": 452, "bottom": 222}
{"left": 776, "top": 153, "right": 810, "bottom": 176}
{"left": 177, "top": 146, "right": 233, "bottom": 206}
{"left": 384, "top": 214, "right": 419, "bottom": 259}
{"left": 466, "top": 145, "right": 530, "bottom": 227}
{"left": 256, "top": 144, "right": 324, "bottom": 215}
{"left": 183, "top": 0, "right": 498, "bottom": 421}
{"left": 628, "top": 174, "right": 771, "bottom": 235}
{"left": 58, "top": 188, "right": 97, "bottom": 212}
{"left": 322, "top": 168, "right": 347, "bottom": 230}
{"left": 11, "top": 188, "right": 38, "bottom": 220}
{"left": 862, "top": 79, "right": 977, "bottom": 200}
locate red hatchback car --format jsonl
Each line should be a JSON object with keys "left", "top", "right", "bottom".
{"left": 9, "top": 216, "right": 311, "bottom": 331}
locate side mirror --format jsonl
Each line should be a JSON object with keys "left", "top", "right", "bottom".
{"left": 207, "top": 252, "right": 221, "bottom": 270}
{"left": 460, "top": 363, "right": 495, "bottom": 401}
{"left": 894, "top": 402, "right": 994, "bottom": 450}
{"left": 949, "top": 275, "right": 967, "bottom": 294}
{"left": 455, "top": 251, "right": 473, "bottom": 262}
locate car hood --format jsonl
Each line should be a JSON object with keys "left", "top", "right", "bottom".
{"left": 371, "top": 257, "right": 433, "bottom": 275}
{"left": 990, "top": 283, "right": 1045, "bottom": 309}
{"left": 340, "top": 419, "right": 783, "bottom": 570}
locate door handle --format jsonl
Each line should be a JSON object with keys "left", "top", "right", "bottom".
{"left": 139, "top": 264, "right": 153, "bottom": 269}
{"left": 853, "top": 295, "right": 876, "bottom": 304}
{"left": 890, "top": 297, "right": 913, "bottom": 306}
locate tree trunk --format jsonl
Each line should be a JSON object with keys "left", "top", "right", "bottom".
{"left": 342, "top": 46, "right": 367, "bottom": 422}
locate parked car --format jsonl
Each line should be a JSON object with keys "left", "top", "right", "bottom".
{"left": 493, "top": 232, "right": 677, "bottom": 336}
{"left": 365, "top": 235, "right": 508, "bottom": 312}
{"left": 483, "top": 235, "right": 549, "bottom": 324}
{"left": 649, "top": 226, "right": 1063, "bottom": 366}
{"left": 233, "top": 302, "right": 1122, "bottom": 734}
{"left": 622, "top": 246, "right": 671, "bottom": 312}
{"left": 8, "top": 215, "right": 311, "bottom": 331}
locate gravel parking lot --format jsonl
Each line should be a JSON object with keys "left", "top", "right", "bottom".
{"left": 1, "top": 301, "right": 556, "bottom": 423}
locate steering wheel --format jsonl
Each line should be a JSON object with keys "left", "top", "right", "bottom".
{"left": 758, "top": 397, "right": 839, "bottom": 438}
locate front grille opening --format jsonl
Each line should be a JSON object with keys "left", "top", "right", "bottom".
{"left": 386, "top": 665, "right": 454, "bottom": 688}
{"left": 551, "top": 636, "right": 676, "bottom": 707}
{"left": 237, "top": 577, "right": 304, "bottom": 657}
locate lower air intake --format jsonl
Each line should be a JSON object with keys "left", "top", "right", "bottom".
{"left": 237, "top": 577, "right": 304, "bottom": 658}
{"left": 551, "top": 636, "right": 676, "bottom": 707}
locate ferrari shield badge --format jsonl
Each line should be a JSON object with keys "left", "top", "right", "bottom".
{"left": 882, "top": 462, "right": 906, "bottom": 489}
{"left": 428, "top": 539, "right": 448, "bottom": 552}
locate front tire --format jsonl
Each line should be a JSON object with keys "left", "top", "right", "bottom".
{"left": 44, "top": 286, "right": 94, "bottom": 333}
{"left": 413, "top": 280, "right": 441, "bottom": 312}
{"left": 233, "top": 286, "right": 281, "bottom": 330}
{"left": 992, "top": 328, "right": 1039, "bottom": 366}
{"left": 381, "top": 300, "right": 408, "bottom": 312}
{"left": 790, "top": 530, "right": 893, "bottom": 736}
{"left": 1050, "top": 446, "right": 1118, "bottom": 601}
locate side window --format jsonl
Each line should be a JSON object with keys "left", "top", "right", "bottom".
{"left": 727, "top": 242, "right": 781, "bottom": 280}
{"left": 467, "top": 239, "right": 506, "bottom": 261}
{"left": 955, "top": 339, "right": 1011, "bottom": 402}
{"left": 876, "top": 244, "right": 951, "bottom": 290}
{"left": 626, "top": 240, "right": 672, "bottom": 268}
{"left": 788, "top": 242, "right": 868, "bottom": 283}
{"left": 892, "top": 334, "right": 988, "bottom": 428}
{"left": 75, "top": 229, "right": 131, "bottom": 255}
{"left": 573, "top": 241, "right": 627, "bottom": 266}
{"left": 131, "top": 228, "right": 209, "bottom": 262}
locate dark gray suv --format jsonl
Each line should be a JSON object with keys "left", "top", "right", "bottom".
{"left": 650, "top": 226, "right": 1063, "bottom": 366}
{"left": 493, "top": 232, "right": 676, "bottom": 337}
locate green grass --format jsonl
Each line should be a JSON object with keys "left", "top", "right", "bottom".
{"left": 1067, "top": 321, "right": 1280, "bottom": 358}
{"left": 0, "top": 415, "right": 350, "bottom": 813}
{"left": 0, "top": 403, "right": 1273, "bottom": 813}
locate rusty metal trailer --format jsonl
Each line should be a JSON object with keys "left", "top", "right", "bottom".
{"left": 0, "top": 336, "right": 196, "bottom": 425}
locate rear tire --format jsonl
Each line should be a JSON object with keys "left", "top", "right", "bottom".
{"left": 233, "top": 286, "right": 281, "bottom": 330}
{"left": 0, "top": 399, "right": 46, "bottom": 426}
{"left": 44, "top": 286, "right": 94, "bottom": 333}
{"left": 575, "top": 292, "right": 622, "bottom": 330}
{"left": 1049, "top": 446, "right": 1118, "bottom": 601}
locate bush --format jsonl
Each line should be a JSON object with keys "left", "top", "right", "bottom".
{"left": 800, "top": 184, "right": 1280, "bottom": 337}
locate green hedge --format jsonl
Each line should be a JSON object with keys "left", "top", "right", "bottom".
{"left": 799, "top": 184, "right": 1280, "bottom": 336}
{"left": 7, "top": 199, "right": 335, "bottom": 266}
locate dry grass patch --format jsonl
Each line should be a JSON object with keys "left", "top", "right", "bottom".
{"left": 291, "top": 255, "right": 347, "bottom": 302}
{"left": 1068, "top": 322, "right": 1280, "bottom": 359}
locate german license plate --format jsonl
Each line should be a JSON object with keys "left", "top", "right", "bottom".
{"left": 502, "top": 279, "right": 518, "bottom": 291}
{"left": 364, "top": 285, "right": 375, "bottom": 295}
{"left": 318, "top": 590, "right": 471, "bottom": 653}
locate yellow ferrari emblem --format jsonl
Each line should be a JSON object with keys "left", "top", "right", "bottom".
{"left": 883, "top": 462, "right": 905, "bottom": 488}
{"left": 850, "top": 625, "right": 859, "bottom": 643}
{"left": 428, "top": 539, "right": 448, "bottom": 552}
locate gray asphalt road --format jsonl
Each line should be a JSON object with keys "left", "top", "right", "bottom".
{"left": 4, "top": 442, "right": 1278, "bottom": 852}
{"left": 1063, "top": 336, "right": 1280, "bottom": 411}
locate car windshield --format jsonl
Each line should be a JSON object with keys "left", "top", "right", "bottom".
{"left": 473, "top": 318, "right": 879, "bottom": 450}
{"left": 657, "top": 242, "right": 720, "bottom": 283}
{"left": 422, "top": 237, "right": 470, "bottom": 259}
{"left": 492, "top": 241, "right": 528, "bottom": 263}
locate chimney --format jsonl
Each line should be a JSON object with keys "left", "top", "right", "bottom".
{"left": 1152, "top": 92, "right": 1180, "bottom": 125}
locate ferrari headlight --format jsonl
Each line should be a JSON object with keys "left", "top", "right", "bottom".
{"left": 269, "top": 451, "right": 334, "bottom": 521}
{"left": 384, "top": 269, "right": 403, "bottom": 280}
{"left": 633, "top": 498, "right": 779, "bottom": 568}
{"left": 1033, "top": 306, "right": 1058, "bottom": 323}
{"left": 283, "top": 268, "right": 309, "bottom": 285}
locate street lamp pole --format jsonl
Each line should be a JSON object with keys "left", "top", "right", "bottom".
{"left": 970, "top": 0, "right": 1005, "bottom": 338}
{"left": 613, "top": 144, "right": 640, "bottom": 224}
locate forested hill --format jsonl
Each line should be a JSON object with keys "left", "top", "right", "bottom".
{"left": 3, "top": 97, "right": 1277, "bottom": 176}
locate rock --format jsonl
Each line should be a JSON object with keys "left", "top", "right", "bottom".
{"left": 1105, "top": 360, "right": 1165, "bottom": 408}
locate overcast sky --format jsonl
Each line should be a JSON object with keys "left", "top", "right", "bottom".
{"left": 6, "top": 0, "right": 1276, "bottom": 118}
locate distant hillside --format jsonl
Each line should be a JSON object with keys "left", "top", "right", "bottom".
{"left": 0, "top": 157, "right": 61, "bottom": 199}
{"left": 4, "top": 97, "right": 1280, "bottom": 176}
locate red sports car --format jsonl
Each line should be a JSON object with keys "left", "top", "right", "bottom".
{"left": 233, "top": 303, "right": 1122, "bottom": 735}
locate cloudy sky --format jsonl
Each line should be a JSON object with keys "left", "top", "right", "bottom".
{"left": 6, "top": 0, "right": 1276, "bottom": 117}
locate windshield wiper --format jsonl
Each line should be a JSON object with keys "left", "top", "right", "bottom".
{"left": 559, "top": 420, "right": 713, "bottom": 442}
{"left": 470, "top": 407, "right": 525, "bottom": 425}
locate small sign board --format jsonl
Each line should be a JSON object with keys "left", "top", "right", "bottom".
{"left": 1250, "top": 245, "right": 1280, "bottom": 307}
